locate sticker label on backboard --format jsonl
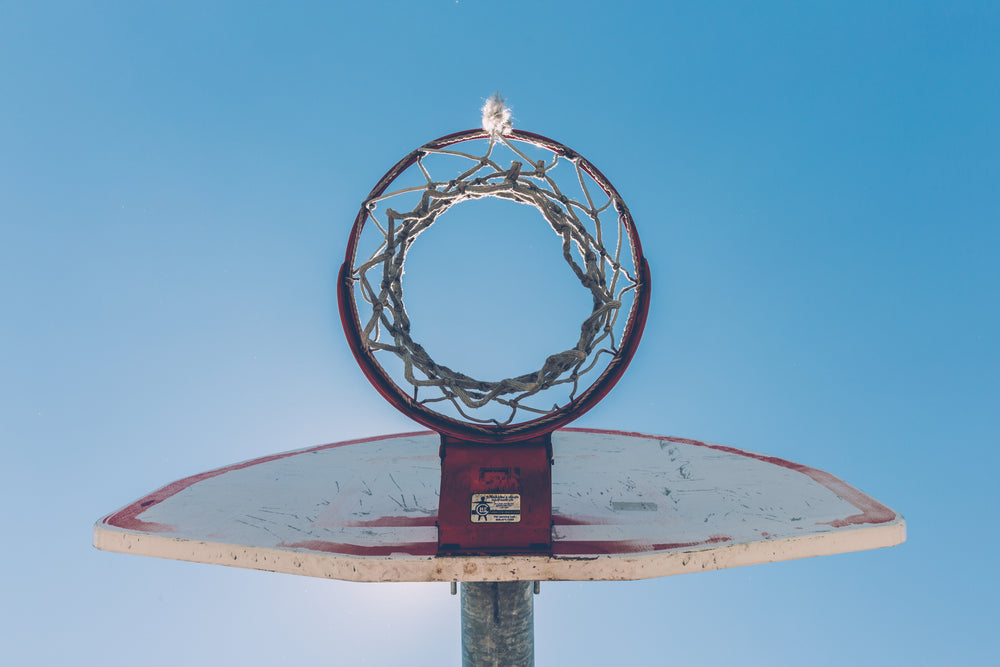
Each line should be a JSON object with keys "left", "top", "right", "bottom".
{"left": 471, "top": 493, "right": 521, "bottom": 523}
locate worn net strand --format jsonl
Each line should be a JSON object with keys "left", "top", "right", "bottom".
{"left": 349, "top": 117, "right": 638, "bottom": 427}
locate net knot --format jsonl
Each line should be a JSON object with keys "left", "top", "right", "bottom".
{"left": 481, "top": 92, "right": 513, "bottom": 137}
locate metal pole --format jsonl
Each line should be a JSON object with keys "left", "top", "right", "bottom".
{"left": 461, "top": 581, "right": 534, "bottom": 667}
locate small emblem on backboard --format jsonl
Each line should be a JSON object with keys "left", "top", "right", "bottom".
{"left": 471, "top": 493, "right": 521, "bottom": 523}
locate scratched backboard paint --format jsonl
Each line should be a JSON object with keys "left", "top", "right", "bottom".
{"left": 94, "top": 429, "right": 905, "bottom": 582}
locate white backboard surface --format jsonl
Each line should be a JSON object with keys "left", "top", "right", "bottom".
{"left": 94, "top": 428, "right": 905, "bottom": 581}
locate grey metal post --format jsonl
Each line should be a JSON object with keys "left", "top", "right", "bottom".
{"left": 461, "top": 581, "right": 534, "bottom": 667}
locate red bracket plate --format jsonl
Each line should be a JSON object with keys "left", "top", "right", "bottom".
{"left": 437, "top": 434, "right": 553, "bottom": 555}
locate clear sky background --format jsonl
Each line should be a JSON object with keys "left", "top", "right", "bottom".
{"left": 1, "top": 2, "right": 997, "bottom": 665}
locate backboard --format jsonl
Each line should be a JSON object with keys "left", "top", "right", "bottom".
{"left": 94, "top": 428, "right": 905, "bottom": 582}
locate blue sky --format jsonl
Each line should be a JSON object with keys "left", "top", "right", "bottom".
{"left": 1, "top": 2, "right": 997, "bottom": 665}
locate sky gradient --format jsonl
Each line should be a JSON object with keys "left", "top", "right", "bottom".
{"left": 2, "top": 2, "right": 997, "bottom": 665}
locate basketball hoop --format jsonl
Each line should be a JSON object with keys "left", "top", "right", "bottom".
{"left": 94, "top": 96, "right": 904, "bottom": 667}
{"left": 338, "top": 96, "right": 651, "bottom": 444}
